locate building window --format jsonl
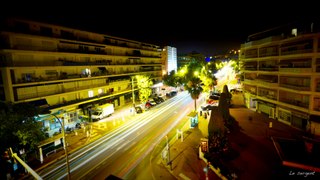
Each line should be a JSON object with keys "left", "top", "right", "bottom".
{"left": 88, "top": 90, "right": 94, "bottom": 98}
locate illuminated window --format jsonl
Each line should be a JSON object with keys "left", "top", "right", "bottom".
{"left": 98, "top": 89, "right": 103, "bottom": 94}
{"left": 88, "top": 90, "right": 94, "bottom": 97}
{"left": 81, "top": 68, "right": 91, "bottom": 77}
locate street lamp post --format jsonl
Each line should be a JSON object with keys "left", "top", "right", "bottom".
{"left": 51, "top": 114, "right": 71, "bottom": 180}
{"left": 165, "top": 135, "right": 172, "bottom": 170}
{"left": 131, "top": 77, "right": 135, "bottom": 107}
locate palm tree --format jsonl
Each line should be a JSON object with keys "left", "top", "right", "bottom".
{"left": 185, "top": 76, "right": 203, "bottom": 111}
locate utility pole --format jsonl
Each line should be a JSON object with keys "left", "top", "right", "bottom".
{"left": 52, "top": 114, "right": 71, "bottom": 180}
{"left": 166, "top": 135, "right": 172, "bottom": 170}
{"left": 131, "top": 76, "right": 135, "bottom": 107}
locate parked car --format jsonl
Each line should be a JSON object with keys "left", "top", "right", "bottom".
{"left": 158, "top": 96, "right": 165, "bottom": 102}
{"left": 134, "top": 106, "right": 143, "bottom": 114}
{"left": 201, "top": 104, "right": 216, "bottom": 111}
{"left": 230, "top": 88, "right": 242, "bottom": 94}
{"left": 166, "top": 90, "right": 177, "bottom": 98}
{"left": 153, "top": 96, "right": 165, "bottom": 104}
{"left": 207, "top": 95, "right": 220, "bottom": 105}
{"left": 148, "top": 99, "right": 157, "bottom": 106}
{"left": 153, "top": 97, "right": 162, "bottom": 104}
{"left": 145, "top": 99, "right": 157, "bottom": 109}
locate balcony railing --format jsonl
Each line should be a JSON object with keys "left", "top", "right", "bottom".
{"left": 258, "top": 67, "right": 278, "bottom": 71}
{"left": 279, "top": 68, "right": 312, "bottom": 73}
{"left": 280, "top": 49, "right": 313, "bottom": 55}
{"left": 280, "top": 84, "right": 310, "bottom": 91}
{"left": 279, "top": 99, "right": 309, "bottom": 108}
{"left": 258, "top": 94, "right": 277, "bottom": 100}
{"left": 16, "top": 80, "right": 131, "bottom": 101}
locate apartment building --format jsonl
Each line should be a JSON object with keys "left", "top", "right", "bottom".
{"left": 240, "top": 21, "right": 320, "bottom": 136}
{"left": 0, "top": 18, "right": 163, "bottom": 136}
{"left": 177, "top": 51, "right": 206, "bottom": 69}
{"left": 162, "top": 46, "right": 177, "bottom": 74}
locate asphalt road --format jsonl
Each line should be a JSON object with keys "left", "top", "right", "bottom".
{"left": 36, "top": 91, "right": 197, "bottom": 179}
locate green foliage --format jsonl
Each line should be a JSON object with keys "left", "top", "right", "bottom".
{"left": 0, "top": 103, "right": 46, "bottom": 153}
{"left": 199, "top": 63, "right": 217, "bottom": 92}
{"left": 165, "top": 59, "right": 217, "bottom": 110}
{"left": 214, "top": 61, "right": 240, "bottom": 92}
{"left": 135, "top": 75, "right": 153, "bottom": 103}
{"left": 185, "top": 76, "right": 203, "bottom": 110}
{"left": 163, "top": 70, "right": 179, "bottom": 87}
{"left": 208, "top": 87, "right": 232, "bottom": 154}
{"left": 230, "top": 59, "right": 241, "bottom": 73}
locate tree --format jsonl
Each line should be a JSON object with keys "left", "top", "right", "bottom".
{"left": 207, "top": 107, "right": 229, "bottom": 153}
{"left": 214, "top": 60, "right": 239, "bottom": 92}
{"left": 199, "top": 63, "right": 217, "bottom": 93}
{"left": 185, "top": 76, "right": 203, "bottom": 111}
{"left": 0, "top": 102, "right": 46, "bottom": 155}
{"left": 207, "top": 85, "right": 234, "bottom": 154}
{"left": 163, "top": 70, "right": 178, "bottom": 87}
{"left": 218, "top": 93, "right": 230, "bottom": 125}
{"left": 135, "top": 75, "right": 153, "bottom": 104}
{"left": 222, "top": 84, "right": 232, "bottom": 107}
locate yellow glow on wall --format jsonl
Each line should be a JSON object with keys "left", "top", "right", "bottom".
{"left": 162, "top": 70, "right": 167, "bottom": 75}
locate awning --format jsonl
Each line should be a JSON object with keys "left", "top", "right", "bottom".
{"left": 28, "top": 99, "right": 49, "bottom": 108}
{"left": 98, "top": 67, "right": 107, "bottom": 71}
{"left": 79, "top": 103, "right": 93, "bottom": 109}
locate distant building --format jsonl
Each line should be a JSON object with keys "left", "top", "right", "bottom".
{"left": 177, "top": 51, "right": 205, "bottom": 69}
{"left": 240, "top": 19, "right": 320, "bottom": 136}
{"left": 161, "top": 46, "right": 177, "bottom": 74}
{"left": 0, "top": 17, "right": 163, "bottom": 136}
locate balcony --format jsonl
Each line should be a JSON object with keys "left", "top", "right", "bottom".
{"left": 258, "top": 66, "right": 278, "bottom": 71}
{"left": 280, "top": 84, "right": 310, "bottom": 91}
{"left": 280, "top": 39, "right": 313, "bottom": 55}
{"left": 279, "top": 98, "right": 309, "bottom": 109}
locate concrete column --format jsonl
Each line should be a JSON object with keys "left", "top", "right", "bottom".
{"left": 1, "top": 68, "right": 14, "bottom": 102}
{"left": 39, "top": 147, "right": 43, "bottom": 164}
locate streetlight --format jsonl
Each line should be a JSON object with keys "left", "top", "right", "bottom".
{"left": 131, "top": 76, "right": 135, "bottom": 107}
{"left": 165, "top": 135, "right": 172, "bottom": 170}
{"left": 46, "top": 112, "right": 71, "bottom": 179}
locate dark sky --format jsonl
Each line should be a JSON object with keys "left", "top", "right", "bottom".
{"left": 3, "top": 1, "right": 319, "bottom": 55}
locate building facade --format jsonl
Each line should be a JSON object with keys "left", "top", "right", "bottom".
{"left": 240, "top": 21, "right": 320, "bottom": 136}
{"left": 0, "top": 18, "right": 163, "bottom": 136}
{"left": 162, "top": 46, "right": 177, "bottom": 74}
{"left": 177, "top": 51, "right": 206, "bottom": 69}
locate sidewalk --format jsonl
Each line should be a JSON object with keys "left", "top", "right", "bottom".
{"left": 29, "top": 103, "right": 136, "bottom": 171}
{"left": 163, "top": 115, "right": 219, "bottom": 180}
{"left": 29, "top": 93, "right": 319, "bottom": 180}
{"left": 151, "top": 92, "right": 320, "bottom": 180}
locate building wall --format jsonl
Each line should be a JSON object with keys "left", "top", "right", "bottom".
{"left": 161, "top": 46, "right": 177, "bottom": 75}
{"left": 0, "top": 18, "right": 163, "bottom": 136}
{"left": 167, "top": 46, "right": 177, "bottom": 73}
{"left": 240, "top": 29, "right": 320, "bottom": 136}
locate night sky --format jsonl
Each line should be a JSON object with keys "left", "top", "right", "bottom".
{"left": 2, "top": 1, "right": 319, "bottom": 56}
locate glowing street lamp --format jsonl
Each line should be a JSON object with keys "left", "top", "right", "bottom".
{"left": 42, "top": 111, "right": 71, "bottom": 180}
